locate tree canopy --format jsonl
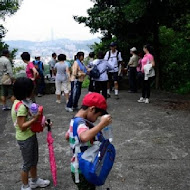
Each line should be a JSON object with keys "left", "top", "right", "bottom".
{"left": 74, "top": 0, "right": 190, "bottom": 92}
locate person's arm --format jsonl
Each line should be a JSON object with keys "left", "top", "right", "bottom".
{"left": 128, "top": 56, "right": 134, "bottom": 66}
{"left": 72, "top": 61, "right": 78, "bottom": 77}
{"left": 32, "top": 67, "right": 39, "bottom": 80}
{"left": 149, "top": 55, "right": 155, "bottom": 67}
{"left": 17, "top": 113, "right": 40, "bottom": 131}
{"left": 79, "top": 115, "right": 112, "bottom": 142}
{"left": 66, "top": 66, "right": 71, "bottom": 79}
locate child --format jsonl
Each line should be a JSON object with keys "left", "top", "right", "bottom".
{"left": 11, "top": 77, "right": 50, "bottom": 190}
{"left": 65, "top": 92, "right": 112, "bottom": 190}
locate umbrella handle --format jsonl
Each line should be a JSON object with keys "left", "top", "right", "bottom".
{"left": 47, "top": 119, "right": 51, "bottom": 131}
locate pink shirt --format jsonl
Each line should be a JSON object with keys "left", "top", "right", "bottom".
{"left": 26, "top": 62, "right": 35, "bottom": 79}
{"left": 141, "top": 53, "right": 154, "bottom": 73}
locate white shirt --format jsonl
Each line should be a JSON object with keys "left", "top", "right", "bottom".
{"left": 104, "top": 50, "right": 122, "bottom": 72}
{"left": 92, "top": 59, "right": 113, "bottom": 81}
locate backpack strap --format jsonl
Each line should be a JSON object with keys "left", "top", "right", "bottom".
{"left": 76, "top": 59, "right": 87, "bottom": 74}
{"left": 73, "top": 117, "right": 84, "bottom": 139}
{"left": 14, "top": 101, "right": 24, "bottom": 127}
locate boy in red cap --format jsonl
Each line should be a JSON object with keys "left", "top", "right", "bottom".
{"left": 65, "top": 92, "right": 112, "bottom": 190}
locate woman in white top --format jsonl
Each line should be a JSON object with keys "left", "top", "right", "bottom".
{"left": 92, "top": 52, "right": 114, "bottom": 99}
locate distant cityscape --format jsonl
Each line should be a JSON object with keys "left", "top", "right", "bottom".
{"left": 5, "top": 38, "right": 100, "bottom": 65}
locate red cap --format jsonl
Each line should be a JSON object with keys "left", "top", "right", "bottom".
{"left": 82, "top": 92, "right": 107, "bottom": 112}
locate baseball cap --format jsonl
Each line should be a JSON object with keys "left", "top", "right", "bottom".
{"left": 130, "top": 47, "right": 137, "bottom": 52}
{"left": 82, "top": 92, "right": 108, "bottom": 115}
{"left": 110, "top": 42, "right": 117, "bottom": 47}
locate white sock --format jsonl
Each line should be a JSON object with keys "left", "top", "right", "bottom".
{"left": 115, "top": 89, "right": 118, "bottom": 95}
{"left": 23, "top": 184, "right": 29, "bottom": 189}
{"left": 107, "top": 89, "right": 110, "bottom": 94}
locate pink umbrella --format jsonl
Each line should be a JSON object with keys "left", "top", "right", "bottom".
{"left": 47, "top": 119, "right": 57, "bottom": 187}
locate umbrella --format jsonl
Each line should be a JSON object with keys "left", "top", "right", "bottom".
{"left": 47, "top": 119, "right": 57, "bottom": 187}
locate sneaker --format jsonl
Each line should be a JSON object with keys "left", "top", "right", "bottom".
{"left": 37, "top": 93, "right": 43, "bottom": 97}
{"left": 107, "top": 94, "right": 111, "bottom": 98}
{"left": 145, "top": 98, "right": 150, "bottom": 104}
{"left": 73, "top": 107, "right": 79, "bottom": 111}
{"left": 2, "top": 106, "right": 11, "bottom": 111}
{"left": 21, "top": 185, "right": 31, "bottom": 190}
{"left": 29, "top": 178, "right": 50, "bottom": 188}
{"left": 115, "top": 94, "right": 119, "bottom": 100}
{"left": 138, "top": 97, "right": 145, "bottom": 103}
{"left": 56, "top": 100, "right": 61, "bottom": 104}
{"left": 65, "top": 107, "right": 73, "bottom": 112}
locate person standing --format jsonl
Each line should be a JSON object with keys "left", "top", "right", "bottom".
{"left": 87, "top": 52, "right": 95, "bottom": 92}
{"left": 138, "top": 44, "right": 155, "bottom": 104}
{"left": 33, "top": 55, "right": 45, "bottom": 97}
{"left": 93, "top": 51, "right": 113, "bottom": 99}
{"left": 21, "top": 52, "right": 39, "bottom": 102}
{"left": 104, "top": 42, "right": 123, "bottom": 99}
{"left": 48, "top": 53, "right": 57, "bottom": 79}
{"left": 65, "top": 52, "right": 87, "bottom": 112}
{"left": 54, "top": 54, "right": 70, "bottom": 104}
{"left": 0, "top": 49, "right": 15, "bottom": 110}
{"left": 128, "top": 47, "right": 139, "bottom": 93}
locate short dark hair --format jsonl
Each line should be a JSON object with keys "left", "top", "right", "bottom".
{"left": 2, "top": 49, "right": 9, "bottom": 56}
{"left": 58, "top": 54, "right": 66, "bottom": 61}
{"left": 89, "top": 52, "right": 95, "bottom": 58}
{"left": 81, "top": 105, "right": 106, "bottom": 116}
{"left": 144, "top": 44, "right": 154, "bottom": 54}
{"left": 76, "top": 52, "right": 84, "bottom": 59}
{"left": 97, "top": 51, "right": 105, "bottom": 59}
{"left": 21, "top": 52, "right": 30, "bottom": 61}
{"left": 52, "top": 53, "right": 56, "bottom": 57}
{"left": 13, "top": 77, "right": 34, "bottom": 100}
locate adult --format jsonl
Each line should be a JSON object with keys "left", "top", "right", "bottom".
{"left": 21, "top": 52, "right": 39, "bottom": 102}
{"left": 65, "top": 52, "right": 87, "bottom": 112}
{"left": 138, "top": 44, "right": 155, "bottom": 104}
{"left": 33, "top": 55, "right": 45, "bottom": 97}
{"left": 48, "top": 53, "right": 57, "bottom": 79}
{"left": 54, "top": 54, "right": 70, "bottom": 104}
{"left": 128, "top": 47, "right": 139, "bottom": 93}
{"left": 93, "top": 52, "right": 113, "bottom": 99}
{"left": 87, "top": 52, "right": 95, "bottom": 92}
{"left": 104, "top": 42, "right": 123, "bottom": 99}
{"left": 0, "top": 49, "right": 15, "bottom": 110}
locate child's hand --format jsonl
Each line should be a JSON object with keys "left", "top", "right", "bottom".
{"left": 45, "top": 121, "right": 53, "bottom": 128}
{"left": 32, "top": 112, "right": 41, "bottom": 121}
{"left": 100, "top": 114, "right": 112, "bottom": 128}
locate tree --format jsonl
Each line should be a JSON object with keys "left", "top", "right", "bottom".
{"left": 0, "top": 0, "right": 21, "bottom": 55}
{"left": 74, "top": 0, "right": 190, "bottom": 90}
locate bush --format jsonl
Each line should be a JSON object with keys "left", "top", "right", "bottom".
{"left": 82, "top": 77, "right": 90, "bottom": 88}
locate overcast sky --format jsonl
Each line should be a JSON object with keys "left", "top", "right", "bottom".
{"left": 3, "top": 0, "right": 99, "bottom": 41}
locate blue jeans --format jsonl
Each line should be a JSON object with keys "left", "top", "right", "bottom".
{"left": 67, "top": 80, "right": 82, "bottom": 108}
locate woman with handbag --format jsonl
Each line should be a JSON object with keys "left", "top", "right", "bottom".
{"left": 0, "top": 49, "right": 15, "bottom": 110}
{"left": 137, "top": 44, "right": 155, "bottom": 104}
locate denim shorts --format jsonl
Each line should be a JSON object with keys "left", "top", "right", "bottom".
{"left": 17, "top": 135, "right": 38, "bottom": 172}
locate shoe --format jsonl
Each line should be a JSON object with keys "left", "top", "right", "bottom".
{"left": 65, "top": 107, "right": 73, "bottom": 112}
{"left": 107, "top": 94, "right": 111, "bottom": 98}
{"left": 2, "top": 106, "right": 11, "bottom": 111}
{"left": 29, "top": 178, "right": 50, "bottom": 188}
{"left": 21, "top": 185, "right": 31, "bottom": 190}
{"left": 145, "top": 98, "right": 150, "bottom": 104}
{"left": 73, "top": 107, "right": 79, "bottom": 111}
{"left": 37, "top": 93, "right": 43, "bottom": 97}
{"left": 56, "top": 100, "right": 61, "bottom": 104}
{"left": 138, "top": 97, "right": 145, "bottom": 103}
{"left": 115, "top": 95, "right": 119, "bottom": 99}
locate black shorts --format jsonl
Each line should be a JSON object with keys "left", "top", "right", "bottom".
{"left": 108, "top": 72, "right": 118, "bottom": 82}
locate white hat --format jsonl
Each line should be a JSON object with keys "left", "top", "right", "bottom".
{"left": 130, "top": 47, "right": 137, "bottom": 52}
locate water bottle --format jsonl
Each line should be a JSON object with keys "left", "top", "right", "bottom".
{"left": 30, "top": 103, "right": 39, "bottom": 116}
{"left": 102, "top": 125, "right": 113, "bottom": 142}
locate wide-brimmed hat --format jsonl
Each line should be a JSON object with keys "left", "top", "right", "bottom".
{"left": 130, "top": 47, "right": 137, "bottom": 52}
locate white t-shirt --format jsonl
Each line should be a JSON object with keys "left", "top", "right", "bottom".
{"left": 104, "top": 50, "right": 122, "bottom": 72}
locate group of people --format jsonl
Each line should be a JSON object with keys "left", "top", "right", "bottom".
{"left": 0, "top": 42, "right": 155, "bottom": 190}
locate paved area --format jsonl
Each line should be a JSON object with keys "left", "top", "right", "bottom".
{"left": 0, "top": 89, "right": 190, "bottom": 190}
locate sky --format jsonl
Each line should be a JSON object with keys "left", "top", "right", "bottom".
{"left": 3, "top": 0, "right": 99, "bottom": 41}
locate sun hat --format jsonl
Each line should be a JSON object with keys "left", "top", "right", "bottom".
{"left": 82, "top": 92, "right": 108, "bottom": 114}
{"left": 130, "top": 47, "right": 137, "bottom": 52}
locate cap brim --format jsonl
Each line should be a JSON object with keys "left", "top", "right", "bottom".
{"left": 101, "top": 110, "right": 108, "bottom": 116}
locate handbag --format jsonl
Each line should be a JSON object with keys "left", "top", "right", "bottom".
{"left": 1, "top": 73, "right": 12, "bottom": 85}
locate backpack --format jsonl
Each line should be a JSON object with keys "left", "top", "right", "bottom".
{"left": 107, "top": 50, "right": 120, "bottom": 61}
{"left": 33, "top": 61, "right": 43, "bottom": 74}
{"left": 73, "top": 117, "right": 116, "bottom": 186}
{"left": 14, "top": 101, "right": 45, "bottom": 133}
{"left": 90, "top": 60, "right": 106, "bottom": 79}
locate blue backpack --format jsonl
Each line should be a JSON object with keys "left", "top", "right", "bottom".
{"left": 73, "top": 117, "right": 116, "bottom": 186}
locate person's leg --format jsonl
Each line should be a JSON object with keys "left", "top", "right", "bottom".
{"left": 107, "top": 72, "right": 112, "bottom": 96}
{"left": 146, "top": 78, "right": 151, "bottom": 99}
{"left": 73, "top": 81, "right": 82, "bottom": 109}
{"left": 62, "top": 82, "right": 70, "bottom": 103}
{"left": 39, "top": 74, "right": 45, "bottom": 95}
{"left": 55, "top": 80, "right": 61, "bottom": 103}
{"left": 88, "top": 78, "right": 94, "bottom": 92}
{"left": 101, "top": 81, "right": 108, "bottom": 99}
{"left": 113, "top": 72, "right": 119, "bottom": 97}
{"left": 131, "top": 67, "right": 137, "bottom": 92}
{"left": 128, "top": 67, "right": 133, "bottom": 91}
{"left": 94, "top": 81, "right": 101, "bottom": 93}
{"left": 67, "top": 81, "right": 74, "bottom": 108}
